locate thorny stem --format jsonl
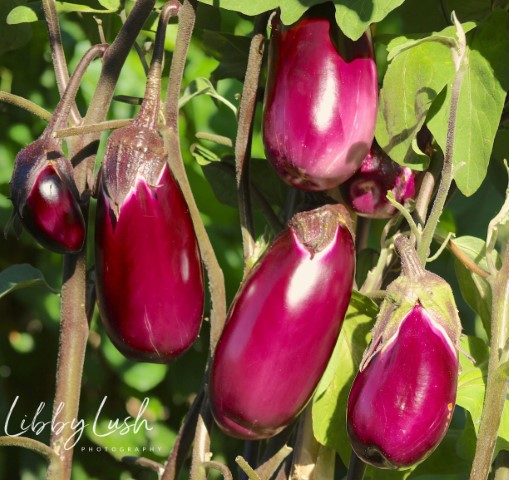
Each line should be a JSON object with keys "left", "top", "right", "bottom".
{"left": 0, "top": 91, "right": 52, "bottom": 121}
{"left": 42, "top": 0, "right": 81, "bottom": 125}
{"left": 417, "top": 15, "right": 467, "bottom": 265}
{"left": 48, "top": 3, "right": 156, "bottom": 479}
{"left": 161, "top": 0, "right": 227, "bottom": 355}
{"left": 470, "top": 245, "right": 509, "bottom": 479}
{"left": 235, "top": 13, "right": 269, "bottom": 272}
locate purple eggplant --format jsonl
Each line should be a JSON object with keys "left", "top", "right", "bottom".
{"left": 347, "top": 235, "right": 461, "bottom": 468}
{"left": 10, "top": 44, "right": 108, "bottom": 253}
{"left": 262, "top": 5, "right": 378, "bottom": 191}
{"left": 95, "top": 1, "right": 204, "bottom": 362}
{"left": 341, "top": 144, "right": 416, "bottom": 219}
{"left": 210, "top": 204, "right": 355, "bottom": 439}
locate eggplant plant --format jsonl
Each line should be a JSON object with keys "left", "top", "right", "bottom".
{"left": 1, "top": 1, "right": 509, "bottom": 480}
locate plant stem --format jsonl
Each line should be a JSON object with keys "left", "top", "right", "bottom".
{"left": 162, "top": 0, "right": 227, "bottom": 354}
{"left": 54, "top": 119, "right": 132, "bottom": 138}
{"left": 49, "top": 252, "right": 88, "bottom": 480}
{"left": 347, "top": 452, "right": 367, "bottom": 480}
{"left": 0, "top": 91, "right": 52, "bottom": 121}
{"left": 122, "top": 456, "right": 164, "bottom": 475}
{"left": 290, "top": 406, "right": 320, "bottom": 480}
{"left": 203, "top": 461, "right": 234, "bottom": 479}
{"left": 236, "top": 456, "right": 262, "bottom": 480}
{"left": 417, "top": 18, "right": 467, "bottom": 265}
{"left": 189, "top": 397, "right": 213, "bottom": 480}
{"left": 0, "top": 436, "right": 60, "bottom": 465}
{"left": 235, "top": 13, "right": 268, "bottom": 272}
{"left": 161, "top": 389, "right": 204, "bottom": 480}
{"left": 470, "top": 245, "right": 509, "bottom": 479}
{"left": 42, "top": 0, "right": 81, "bottom": 125}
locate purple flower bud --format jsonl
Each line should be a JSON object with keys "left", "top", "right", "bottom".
{"left": 95, "top": 128, "right": 204, "bottom": 362}
{"left": 210, "top": 204, "right": 355, "bottom": 439}
{"left": 347, "top": 304, "right": 458, "bottom": 468}
{"left": 340, "top": 144, "right": 416, "bottom": 219}
{"left": 262, "top": 6, "right": 378, "bottom": 191}
{"left": 347, "top": 235, "right": 461, "bottom": 469}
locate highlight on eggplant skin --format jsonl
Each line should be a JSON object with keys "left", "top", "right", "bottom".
{"left": 347, "top": 304, "right": 459, "bottom": 469}
{"left": 340, "top": 143, "right": 416, "bottom": 219}
{"left": 210, "top": 204, "right": 355, "bottom": 439}
{"left": 262, "top": 4, "right": 378, "bottom": 191}
{"left": 95, "top": 128, "right": 204, "bottom": 363}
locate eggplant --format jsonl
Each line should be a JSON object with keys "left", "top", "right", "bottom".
{"left": 262, "top": 5, "right": 378, "bottom": 191}
{"left": 95, "top": 1, "right": 204, "bottom": 362}
{"left": 347, "top": 235, "right": 461, "bottom": 468}
{"left": 210, "top": 204, "right": 355, "bottom": 439}
{"left": 10, "top": 44, "right": 108, "bottom": 253}
{"left": 341, "top": 143, "right": 416, "bottom": 219}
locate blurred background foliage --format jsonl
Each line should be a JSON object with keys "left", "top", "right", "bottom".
{"left": 0, "top": 0, "right": 509, "bottom": 478}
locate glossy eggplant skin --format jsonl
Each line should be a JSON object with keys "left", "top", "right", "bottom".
{"left": 347, "top": 304, "right": 458, "bottom": 469}
{"left": 10, "top": 139, "right": 85, "bottom": 253}
{"left": 210, "top": 205, "right": 355, "bottom": 439}
{"left": 95, "top": 127, "right": 204, "bottom": 363}
{"left": 341, "top": 144, "right": 416, "bottom": 219}
{"left": 262, "top": 7, "right": 378, "bottom": 191}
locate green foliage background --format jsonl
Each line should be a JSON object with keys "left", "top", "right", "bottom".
{"left": 1, "top": 0, "right": 509, "bottom": 478}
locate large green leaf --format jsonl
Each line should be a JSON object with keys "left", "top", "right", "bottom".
{"left": 0, "top": 264, "right": 56, "bottom": 299}
{"left": 196, "top": 0, "right": 404, "bottom": 40}
{"left": 375, "top": 31, "right": 456, "bottom": 169}
{"left": 312, "top": 291, "right": 378, "bottom": 466}
{"left": 428, "top": 11, "right": 509, "bottom": 196}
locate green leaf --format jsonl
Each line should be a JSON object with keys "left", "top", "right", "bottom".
{"left": 97, "top": 0, "right": 119, "bottom": 10}
{"left": 121, "top": 364, "right": 167, "bottom": 392}
{"left": 312, "top": 291, "right": 378, "bottom": 466}
{"left": 428, "top": 11, "right": 509, "bottom": 196}
{"left": 452, "top": 236, "right": 496, "bottom": 335}
{"left": 196, "top": 0, "right": 404, "bottom": 41}
{"left": 7, "top": 5, "right": 38, "bottom": 24}
{"left": 0, "top": 264, "right": 57, "bottom": 299}
{"left": 191, "top": 143, "right": 221, "bottom": 166}
{"left": 375, "top": 36, "right": 455, "bottom": 169}
{"left": 1, "top": 0, "right": 32, "bottom": 52}
{"left": 201, "top": 30, "right": 251, "bottom": 81}
{"left": 7, "top": 0, "right": 117, "bottom": 24}
{"left": 456, "top": 336, "right": 489, "bottom": 435}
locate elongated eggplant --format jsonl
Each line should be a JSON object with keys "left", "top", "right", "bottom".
{"left": 341, "top": 144, "right": 416, "bottom": 219}
{"left": 95, "top": 1, "right": 204, "bottom": 362}
{"left": 262, "top": 5, "right": 378, "bottom": 191}
{"left": 210, "top": 204, "right": 355, "bottom": 439}
{"left": 347, "top": 235, "right": 461, "bottom": 468}
{"left": 10, "top": 44, "right": 108, "bottom": 253}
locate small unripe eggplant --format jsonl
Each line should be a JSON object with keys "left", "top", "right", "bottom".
{"left": 10, "top": 44, "right": 108, "bottom": 253}
{"left": 210, "top": 204, "right": 355, "bottom": 439}
{"left": 262, "top": 5, "right": 378, "bottom": 191}
{"left": 340, "top": 144, "right": 416, "bottom": 219}
{"left": 347, "top": 235, "right": 461, "bottom": 469}
{"left": 95, "top": 1, "right": 204, "bottom": 362}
